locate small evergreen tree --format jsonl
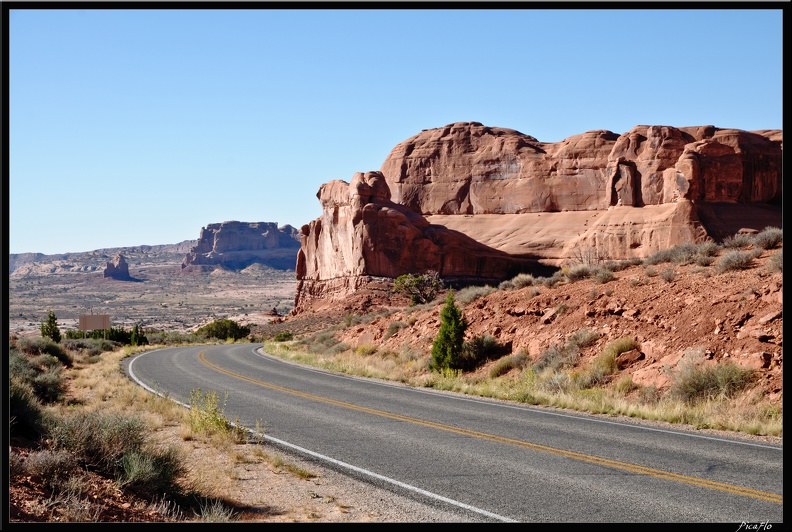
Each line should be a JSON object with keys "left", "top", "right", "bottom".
{"left": 130, "top": 323, "right": 148, "bottom": 346}
{"left": 430, "top": 291, "right": 467, "bottom": 371}
{"left": 40, "top": 310, "right": 62, "bottom": 343}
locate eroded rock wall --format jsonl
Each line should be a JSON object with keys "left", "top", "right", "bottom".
{"left": 294, "top": 123, "right": 781, "bottom": 313}
{"left": 182, "top": 221, "right": 301, "bottom": 271}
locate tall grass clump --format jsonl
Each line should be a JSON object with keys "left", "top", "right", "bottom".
{"left": 669, "top": 355, "right": 755, "bottom": 404}
{"left": 576, "top": 336, "right": 639, "bottom": 388}
{"left": 188, "top": 388, "right": 245, "bottom": 442}
{"left": 488, "top": 350, "right": 530, "bottom": 378}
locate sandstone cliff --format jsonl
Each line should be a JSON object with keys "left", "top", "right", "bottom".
{"left": 294, "top": 123, "right": 782, "bottom": 313}
{"left": 181, "top": 221, "right": 301, "bottom": 272}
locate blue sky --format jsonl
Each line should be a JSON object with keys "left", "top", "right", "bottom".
{"left": 7, "top": 7, "right": 783, "bottom": 255}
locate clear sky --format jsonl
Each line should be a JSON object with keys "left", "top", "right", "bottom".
{"left": 6, "top": 6, "right": 783, "bottom": 255}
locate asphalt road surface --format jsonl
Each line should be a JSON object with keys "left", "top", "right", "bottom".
{"left": 124, "top": 343, "right": 783, "bottom": 523}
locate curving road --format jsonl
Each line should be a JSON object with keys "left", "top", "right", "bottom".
{"left": 123, "top": 343, "right": 783, "bottom": 523}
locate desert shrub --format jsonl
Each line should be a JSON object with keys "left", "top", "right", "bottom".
{"left": 694, "top": 255, "right": 714, "bottom": 267}
{"left": 659, "top": 268, "right": 676, "bottom": 283}
{"left": 460, "top": 334, "right": 501, "bottom": 367}
{"left": 25, "top": 450, "right": 80, "bottom": 491}
{"left": 592, "top": 267, "right": 615, "bottom": 284}
{"left": 326, "top": 342, "right": 350, "bottom": 355}
{"left": 715, "top": 250, "right": 759, "bottom": 273}
{"left": 536, "top": 271, "right": 566, "bottom": 288}
{"left": 393, "top": 270, "right": 444, "bottom": 305}
{"left": 119, "top": 447, "right": 184, "bottom": 495}
{"left": 565, "top": 264, "right": 592, "bottom": 282}
{"left": 752, "top": 226, "right": 782, "bottom": 250}
{"left": 533, "top": 343, "right": 576, "bottom": 373}
{"left": 645, "top": 266, "right": 657, "bottom": 277}
{"left": 566, "top": 328, "right": 601, "bottom": 350}
{"left": 9, "top": 379, "right": 48, "bottom": 437}
{"left": 10, "top": 348, "right": 67, "bottom": 405}
{"left": 721, "top": 233, "right": 754, "bottom": 249}
{"left": 488, "top": 351, "right": 530, "bottom": 378}
{"left": 196, "top": 319, "right": 250, "bottom": 341}
{"left": 301, "top": 330, "right": 343, "bottom": 354}
{"left": 613, "top": 374, "right": 640, "bottom": 395}
{"left": 61, "top": 338, "right": 120, "bottom": 356}
{"left": 342, "top": 314, "right": 362, "bottom": 327}
{"left": 146, "top": 330, "right": 202, "bottom": 345}
{"left": 767, "top": 249, "right": 782, "bottom": 272}
{"left": 31, "top": 364, "right": 67, "bottom": 404}
{"left": 669, "top": 358, "right": 755, "bottom": 404}
{"left": 46, "top": 410, "right": 147, "bottom": 474}
{"left": 589, "top": 336, "right": 638, "bottom": 383}
{"left": 355, "top": 344, "right": 378, "bottom": 356}
{"left": 383, "top": 321, "right": 407, "bottom": 340}
{"left": 602, "top": 260, "right": 632, "bottom": 272}
{"left": 455, "top": 284, "right": 496, "bottom": 304}
{"left": 15, "top": 337, "right": 73, "bottom": 367}
{"left": 273, "top": 331, "right": 293, "bottom": 342}
{"left": 510, "top": 273, "right": 537, "bottom": 289}
{"left": 696, "top": 241, "right": 721, "bottom": 257}
{"left": 643, "top": 248, "right": 675, "bottom": 265}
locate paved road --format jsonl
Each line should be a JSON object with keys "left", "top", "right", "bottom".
{"left": 124, "top": 343, "right": 783, "bottom": 523}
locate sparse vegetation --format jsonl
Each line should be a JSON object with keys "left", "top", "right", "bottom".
{"left": 196, "top": 319, "right": 251, "bottom": 341}
{"left": 669, "top": 352, "right": 755, "bottom": 404}
{"left": 393, "top": 270, "right": 444, "bottom": 305}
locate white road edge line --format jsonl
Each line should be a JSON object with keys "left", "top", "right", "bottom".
{"left": 126, "top": 349, "right": 517, "bottom": 523}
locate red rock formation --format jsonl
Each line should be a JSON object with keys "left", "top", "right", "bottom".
{"left": 104, "top": 253, "right": 132, "bottom": 281}
{"left": 294, "top": 123, "right": 782, "bottom": 313}
{"left": 182, "top": 221, "right": 300, "bottom": 272}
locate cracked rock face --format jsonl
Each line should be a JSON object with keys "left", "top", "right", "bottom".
{"left": 294, "top": 122, "right": 782, "bottom": 313}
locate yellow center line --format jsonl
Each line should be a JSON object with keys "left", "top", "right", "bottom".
{"left": 196, "top": 350, "right": 783, "bottom": 505}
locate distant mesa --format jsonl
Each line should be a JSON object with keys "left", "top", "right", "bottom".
{"left": 181, "top": 221, "right": 302, "bottom": 272}
{"left": 293, "top": 122, "right": 782, "bottom": 313}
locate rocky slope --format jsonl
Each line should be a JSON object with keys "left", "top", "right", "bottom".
{"left": 278, "top": 243, "right": 783, "bottom": 406}
{"left": 294, "top": 123, "right": 782, "bottom": 314}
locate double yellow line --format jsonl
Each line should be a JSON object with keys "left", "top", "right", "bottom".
{"left": 197, "top": 350, "right": 783, "bottom": 505}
